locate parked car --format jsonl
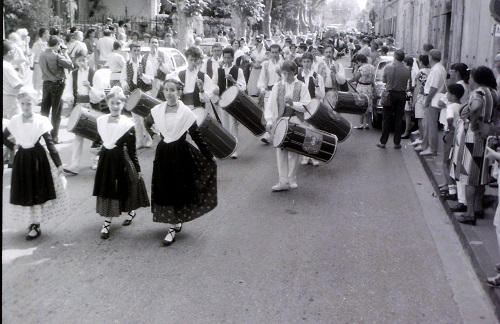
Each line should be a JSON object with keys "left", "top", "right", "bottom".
{"left": 122, "top": 46, "right": 188, "bottom": 72}
{"left": 371, "top": 55, "right": 418, "bottom": 129}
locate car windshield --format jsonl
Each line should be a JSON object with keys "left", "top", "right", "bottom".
{"left": 172, "top": 51, "right": 186, "bottom": 69}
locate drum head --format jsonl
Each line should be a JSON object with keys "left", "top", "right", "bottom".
{"left": 218, "top": 86, "right": 239, "bottom": 109}
{"left": 67, "top": 104, "right": 84, "bottom": 132}
{"left": 192, "top": 108, "right": 207, "bottom": 126}
{"left": 272, "top": 118, "right": 288, "bottom": 148}
{"left": 304, "top": 99, "right": 319, "bottom": 120}
{"left": 125, "top": 89, "right": 142, "bottom": 112}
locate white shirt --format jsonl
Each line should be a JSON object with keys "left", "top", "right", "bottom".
{"left": 264, "top": 78, "right": 311, "bottom": 125}
{"left": 212, "top": 64, "right": 247, "bottom": 92}
{"left": 97, "top": 36, "right": 115, "bottom": 62}
{"left": 446, "top": 102, "right": 462, "bottom": 130}
{"left": 3, "top": 60, "right": 24, "bottom": 96}
{"left": 106, "top": 52, "right": 127, "bottom": 80}
{"left": 424, "top": 62, "right": 447, "bottom": 95}
{"left": 257, "top": 58, "right": 284, "bottom": 92}
{"left": 146, "top": 50, "right": 174, "bottom": 78}
{"left": 301, "top": 69, "right": 325, "bottom": 99}
{"left": 120, "top": 56, "right": 154, "bottom": 87}
{"left": 179, "top": 68, "right": 213, "bottom": 103}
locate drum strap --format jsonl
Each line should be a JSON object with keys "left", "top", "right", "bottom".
{"left": 209, "top": 100, "right": 222, "bottom": 124}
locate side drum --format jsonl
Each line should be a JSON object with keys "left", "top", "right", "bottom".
{"left": 67, "top": 104, "right": 105, "bottom": 141}
{"left": 305, "top": 99, "right": 352, "bottom": 143}
{"left": 325, "top": 91, "right": 369, "bottom": 115}
{"left": 218, "top": 86, "right": 266, "bottom": 136}
{"left": 272, "top": 118, "right": 338, "bottom": 163}
{"left": 125, "top": 89, "right": 162, "bottom": 117}
{"left": 192, "top": 108, "right": 238, "bottom": 160}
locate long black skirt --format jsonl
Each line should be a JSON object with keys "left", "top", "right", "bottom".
{"left": 151, "top": 139, "right": 217, "bottom": 224}
{"left": 11, "top": 142, "right": 56, "bottom": 206}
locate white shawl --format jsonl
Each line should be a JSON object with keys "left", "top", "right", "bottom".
{"left": 7, "top": 114, "right": 52, "bottom": 149}
{"left": 150, "top": 101, "right": 197, "bottom": 144}
{"left": 96, "top": 115, "right": 135, "bottom": 149}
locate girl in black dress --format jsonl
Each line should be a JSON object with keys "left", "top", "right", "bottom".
{"left": 93, "top": 86, "right": 149, "bottom": 239}
{"left": 3, "top": 88, "right": 69, "bottom": 240}
{"left": 145, "top": 77, "right": 217, "bottom": 246}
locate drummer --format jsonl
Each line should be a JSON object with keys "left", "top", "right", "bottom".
{"left": 177, "top": 47, "right": 213, "bottom": 110}
{"left": 201, "top": 43, "right": 223, "bottom": 80}
{"left": 264, "top": 60, "right": 311, "bottom": 191}
{"left": 297, "top": 52, "right": 325, "bottom": 167}
{"left": 212, "top": 47, "right": 247, "bottom": 159}
{"left": 257, "top": 44, "right": 284, "bottom": 144}
{"left": 62, "top": 50, "right": 106, "bottom": 175}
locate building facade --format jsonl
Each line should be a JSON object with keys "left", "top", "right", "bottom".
{"left": 370, "top": 0, "right": 500, "bottom": 69}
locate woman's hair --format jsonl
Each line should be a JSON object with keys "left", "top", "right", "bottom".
{"left": 450, "top": 62, "right": 470, "bottom": 84}
{"left": 105, "top": 86, "right": 127, "bottom": 102}
{"left": 404, "top": 56, "right": 414, "bottom": 67}
{"left": 131, "top": 30, "right": 141, "bottom": 39}
{"left": 85, "top": 28, "right": 95, "bottom": 39}
{"left": 470, "top": 66, "right": 497, "bottom": 89}
{"left": 356, "top": 53, "right": 367, "bottom": 63}
{"left": 231, "top": 40, "right": 240, "bottom": 48}
{"left": 163, "top": 77, "right": 184, "bottom": 91}
{"left": 418, "top": 54, "right": 429, "bottom": 67}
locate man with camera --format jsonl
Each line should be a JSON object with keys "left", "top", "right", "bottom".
{"left": 39, "top": 35, "right": 74, "bottom": 143}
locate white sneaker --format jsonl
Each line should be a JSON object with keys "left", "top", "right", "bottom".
{"left": 231, "top": 152, "right": 238, "bottom": 159}
{"left": 414, "top": 145, "right": 424, "bottom": 151}
{"left": 301, "top": 157, "right": 311, "bottom": 165}
{"left": 411, "top": 130, "right": 421, "bottom": 136}
{"left": 411, "top": 139, "right": 423, "bottom": 146}
{"left": 289, "top": 181, "right": 298, "bottom": 189}
{"left": 272, "top": 182, "right": 289, "bottom": 192}
{"left": 261, "top": 133, "right": 271, "bottom": 144}
{"left": 91, "top": 159, "right": 98, "bottom": 170}
{"left": 420, "top": 149, "right": 437, "bottom": 156}
{"left": 312, "top": 159, "right": 320, "bottom": 166}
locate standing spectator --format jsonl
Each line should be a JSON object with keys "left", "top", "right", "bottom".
{"left": 351, "top": 53, "right": 375, "bottom": 130}
{"left": 4, "top": 40, "right": 27, "bottom": 166}
{"left": 450, "top": 66, "right": 499, "bottom": 226}
{"left": 3, "top": 87, "right": 69, "bottom": 240}
{"left": 494, "top": 53, "right": 500, "bottom": 89}
{"left": 31, "top": 28, "right": 50, "bottom": 94}
{"left": 410, "top": 54, "right": 430, "bottom": 145}
{"left": 106, "top": 41, "right": 127, "bottom": 87}
{"left": 247, "top": 39, "right": 266, "bottom": 96}
{"left": 401, "top": 56, "right": 418, "bottom": 138}
{"left": 386, "top": 36, "right": 397, "bottom": 51}
{"left": 484, "top": 146, "right": 500, "bottom": 287}
{"left": 370, "top": 41, "right": 380, "bottom": 67}
{"left": 164, "top": 32, "right": 176, "bottom": 48}
{"left": 67, "top": 31, "right": 87, "bottom": 62}
{"left": 358, "top": 37, "right": 371, "bottom": 58}
{"left": 144, "top": 37, "right": 174, "bottom": 98}
{"left": 96, "top": 29, "right": 115, "bottom": 66}
{"left": 201, "top": 43, "right": 223, "bottom": 80}
{"left": 83, "top": 29, "right": 97, "bottom": 69}
{"left": 8, "top": 32, "right": 29, "bottom": 81}
{"left": 422, "top": 43, "right": 434, "bottom": 55}
{"left": 228, "top": 27, "right": 236, "bottom": 44}
{"left": 416, "top": 49, "right": 447, "bottom": 156}
{"left": 376, "top": 49, "right": 411, "bottom": 149}
{"left": 117, "top": 21, "right": 126, "bottom": 35}
{"left": 39, "top": 36, "right": 74, "bottom": 143}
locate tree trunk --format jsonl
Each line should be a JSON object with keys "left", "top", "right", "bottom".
{"left": 231, "top": 5, "right": 247, "bottom": 39}
{"left": 292, "top": 8, "right": 300, "bottom": 35}
{"left": 299, "top": 6, "right": 308, "bottom": 33}
{"left": 175, "top": 0, "right": 194, "bottom": 51}
{"left": 262, "top": 0, "right": 272, "bottom": 37}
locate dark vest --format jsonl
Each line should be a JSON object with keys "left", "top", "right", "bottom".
{"left": 72, "top": 68, "right": 95, "bottom": 100}
{"left": 217, "top": 65, "right": 239, "bottom": 95}
{"left": 297, "top": 70, "right": 317, "bottom": 99}
{"left": 206, "top": 58, "right": 217, "bottom": 79}
{"left": 178, "top": 69, "right": 205, "bottom": 108}
{"left": 126, "top": 56, "right": 152, "bottom": 92}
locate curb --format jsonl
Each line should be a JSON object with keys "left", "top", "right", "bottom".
{"left": 414, "top": 144, "right": 500, "bottom": 318}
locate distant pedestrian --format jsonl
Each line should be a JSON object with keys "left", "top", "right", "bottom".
{"left": 31, "top": 28, "right": 50, "bottom": 94}
{"left": 39, "top": 35, "right": 74, "bottom": 143}
{"left": 96, "top": 29, "right": 115, "bottom": 65}
{"left": 376, "top": 49, "right": 410, "bottom": 149}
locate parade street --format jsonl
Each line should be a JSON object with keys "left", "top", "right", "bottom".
{"left": 2, "top": 56, "right": 497, "bottom": 323}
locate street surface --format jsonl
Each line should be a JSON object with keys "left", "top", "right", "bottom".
{"left": 2, "top": 57, "right": 498, "bottom": 323}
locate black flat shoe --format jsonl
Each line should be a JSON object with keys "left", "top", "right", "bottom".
{"left": 401, "top": 134, "right": 410, "bottom": 139}
{"left": 442, "top": 193, "right": 457, "bottom": 201}
{"left": 122, "top": 211, "right": 136, "bottom": 226}
{"left": 162, "top": 228, "right": 176, "bottom": 246}
{"left": 450, "top": 203, "right": 467, "bottom": 212}
{"left": 474, "top": 210, "right": 485, "bottom": 219}
{"left": 26, "top": 224, "right": 41, "bottom": 240}
{"left": 101, "top": 220, "right": 111, "bottom": 239}
{"left": 456, "top": 214, "right": 476, "bottom": 226}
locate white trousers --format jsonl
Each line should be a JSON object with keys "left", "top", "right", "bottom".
{"left": 131, "top": 112, "right": 152, "bottom": 146}
{"left": 220, "top": 108, "right": 238, "bottom": 139}
{"left": 457, "top": 180, "right": 466, "bottom": 205}
{"left": 70, "top": 135, "right": 98, "bottom": 169}
{"left": 276, "top": 148, "right": 299, "bottom": 184}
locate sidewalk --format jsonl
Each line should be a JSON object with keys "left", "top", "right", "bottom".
{"left": 411, "top": 131, "right": 500, "bottom": 317}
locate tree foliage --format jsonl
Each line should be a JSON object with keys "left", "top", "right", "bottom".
{"left": 4, "top": 0, "right": 52, "bottom": 41}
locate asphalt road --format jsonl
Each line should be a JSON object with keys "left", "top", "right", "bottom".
{"left": 2, "top": 57, "right": 497, "bottom": 323}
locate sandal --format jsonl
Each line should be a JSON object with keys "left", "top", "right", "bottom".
{"left": 122, "top": 211, "right": 136, "bottom": 226}
{"left": 26, "top": 224, "right": 41, "bottom": 241}
{"left": 101, "top": 220, "right": 111, "bottom": 239}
